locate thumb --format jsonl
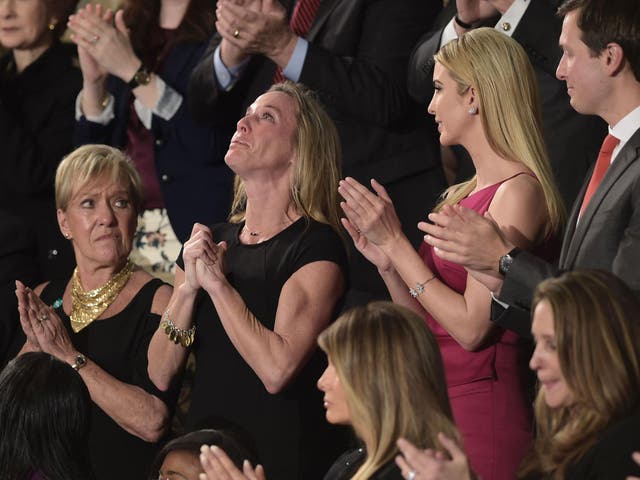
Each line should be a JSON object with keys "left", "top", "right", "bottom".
{"left": 438, "top": 432, "right": 465, "bottom": 461}
{"left": 217, "top": 241, "right": 228, "bottom": 252}
{"left": 114, "top": 9, "right": 129, "bottom": 36}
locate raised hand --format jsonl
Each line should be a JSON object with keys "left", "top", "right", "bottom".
{"left": 339, "top": 177, "right": 404, "bottom": 250}
{"left": 200, "top": 444, "right": 266, "bottom": 480}
{"left": 68, "top": 5, "right": 141, "bottom": 83}
{"left": 395, "top": 434, "right": 472, "bottom": 480}
{"left": 182, "top": 223, "right": 218, "bottom": 293}
{"left": 341, "top": 217, "right": 393, "bottom": 273}
{"left": 15, "top": 281, "right": 41, "bottom": 352}
{"left": 216, "top": 0, "right": 296, "bottom": 67}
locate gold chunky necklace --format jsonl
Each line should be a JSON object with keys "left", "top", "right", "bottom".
{"left": 70, "top": 260, "right": 135, "bottom": 333}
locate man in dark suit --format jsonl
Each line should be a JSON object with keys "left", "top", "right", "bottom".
{"left": 407, "top": 0, "right": 607, "bottom": 210}
{"left": 419, "top": 0, "right": 640, "bottom": 337}
{"left": 189, "top": 0, "right": 447, "bottom": 305}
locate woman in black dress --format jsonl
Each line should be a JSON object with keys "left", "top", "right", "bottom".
{"left": 148, "top": 82, "right": 348, "bottom": 480}
{"left": 13, "top": 144, "right": 178, "bottom": 480}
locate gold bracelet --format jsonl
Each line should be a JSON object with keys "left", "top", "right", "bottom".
{"left": 409, "top": 274, "right": 436, "bottom": 298}
{"left": 160, "top": 310, "right": 195, "bottom": 348}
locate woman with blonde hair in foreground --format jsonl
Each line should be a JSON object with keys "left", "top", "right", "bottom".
{"left": 199, "top": 301, "right": 460, "bottom": 480}
{"left": 396, "top": 269, "right": 640, "bottom": 480}
{"left": 338, "top": 27, "right": 564, "bottom": 480}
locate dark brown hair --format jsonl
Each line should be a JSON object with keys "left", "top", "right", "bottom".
{"left": 558, "top": 0, "right": 640, "bottom": 81}
{"left": 122, "top": 0, "right": 215, "bottom": 59}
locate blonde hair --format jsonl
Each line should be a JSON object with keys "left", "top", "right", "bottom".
{"left": 434, "top": 28, "right": 565, "bottom": 236}
{"left": 55, "top": 144, "right": 143, "bottom": 213}
{"left": 318, "top": 302, "right": 460, "bottom": 480}
{"left": 228, "top": 81, "right": 343, "bottom": 235}
{"left": 519, "top": 270, "right": 640, "bottom": 479}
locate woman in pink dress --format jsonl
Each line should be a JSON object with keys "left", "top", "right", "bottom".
{"left": 339, "top": 28, "right": 565, "bottom": 480}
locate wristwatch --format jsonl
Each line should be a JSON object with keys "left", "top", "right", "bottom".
{"left": 498, "top": 247, "right": 521, "bottom": 276}
{"left": 127, "top": 64, "right": 151, "bottom": 89}
{"left": 71, "top": 353, "right": 87, "bottom": 372}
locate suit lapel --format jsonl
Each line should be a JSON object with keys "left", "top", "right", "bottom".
{"left": 559, "top": 170, "right": 589, "bottom": 267}
{"left": 307, "top": 0, "right": 339, "bottom": 41}
{"left": 562, "top": 128, "right": 640, "bottom": 267}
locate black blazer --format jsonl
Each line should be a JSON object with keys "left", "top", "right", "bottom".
{"left": 497, "top": 127, "right": 640, "bottom": 336}
{"left": 407, "top": 0, "right": 607, "bottom": 210}
{"left": 75, "top": 41, "right": 235, "bottom": 242}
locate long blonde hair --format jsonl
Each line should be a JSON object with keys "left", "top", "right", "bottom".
{"left": 519, "top": 270, "right": 640, "bottom": 479}
{"left": 434, "top": 28, "right": 564, "bottom": 235}
{"left": 318, "top": 302, "right": 460, "bottom": 479}
{"left": 228, "top": 82, "right": 343, "bottom": 235}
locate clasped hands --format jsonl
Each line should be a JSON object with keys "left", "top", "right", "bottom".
{"left": 15, "top": 281, "right": 77, "bottom": 364}
{"left": 67, "top": 3, "right": 141, "bottom": 84}
{"left": 216, "top": 0, "right": 297, "bottom": 68}
{"left": 182, "top": 223, "right": 229, "bottom": 294}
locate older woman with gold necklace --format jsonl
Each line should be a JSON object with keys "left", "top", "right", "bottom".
{"left": 11, "top": 144, "right": 177, "bottom": 480}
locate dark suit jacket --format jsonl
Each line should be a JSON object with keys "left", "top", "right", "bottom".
{"left": 497, "top": 126, "right": 640, "bottom": 337}
{"left": 407, "top": 0, "right": 607, "bottom": 210}
{"left": 75, "top": 41, "right": 234, "bottom": 243}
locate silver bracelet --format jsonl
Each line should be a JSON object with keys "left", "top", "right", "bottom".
{"left": 409, "top": 274, "right": 436, "bottom": 298}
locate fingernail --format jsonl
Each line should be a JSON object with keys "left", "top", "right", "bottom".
{"left": 200, "top": 444, "right": 209, "bottom": 453}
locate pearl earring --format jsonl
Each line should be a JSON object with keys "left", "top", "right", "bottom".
{"left": 468, "top": 106, "right": 478, "bottom": 115}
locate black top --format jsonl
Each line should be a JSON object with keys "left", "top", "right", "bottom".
{"left": 0, "top": 41, "right": 79, "bottom": 282}
{"left": 178, "top": 219, "right": 348, "bottom": 480}
{"left": 35, "top": 278, "right": 179, "bottom": 480}
{"left": 524, "top": 410, "right": 640, "bottom": 480}
{"left": 324, "top": 448, "right": 403, "bottom": 480}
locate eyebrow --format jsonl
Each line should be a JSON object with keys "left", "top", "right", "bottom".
{"left": 246, "top": 104, "right": 282, "bottom": 115}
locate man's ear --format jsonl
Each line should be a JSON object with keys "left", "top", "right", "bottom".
{"left": 603, "top": 42, "right": 625, "bottom": 76}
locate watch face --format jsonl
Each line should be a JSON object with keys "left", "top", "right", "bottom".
{"left": 499, "top": 254, "right": 513, "bottom": 275}
{"left": 135, "top": 69, "right": 151, "bottom": 86}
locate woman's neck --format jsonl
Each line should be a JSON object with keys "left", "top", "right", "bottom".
{"left": 160, "top": 0, "right": 190, "bottom": 29}
{"left": 76, "top": 259, "right": 129, "bottom": 291}
{"left": 463, "top": 135, "right": 527, "bottom": 190}
{"left": 12, "top": 42, "right": 50, "bottom": 73}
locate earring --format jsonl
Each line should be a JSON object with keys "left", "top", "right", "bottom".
{"left": 468, "top": 106, "right": 478, "bottom": 115}
{"left": 64, "top": 232, "right": 70, "bottom": 239}
{"left": 48, "top": 19, "right": 57, "bottom": 31}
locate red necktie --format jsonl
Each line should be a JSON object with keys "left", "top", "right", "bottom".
{"left": 273, "top": 0, "right": 321, "bottom": 83}
{"left": 579, "top": 133, "right": 620, "bottom": 217}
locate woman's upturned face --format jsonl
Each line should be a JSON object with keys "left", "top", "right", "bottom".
{"left": 427, "top": 62, "right": 475, "bottom": 147}
{"left": 317, "top": 359, "right": 351, "bottom": 425}
{"left": 225, "top": 91, "right": 298, "bottom": 178}
{"left": 530, "top": 300, "right": 574, "bottom": 409}
{"left": 158, "top": 450, "right": 203, "bottom": 480}
{"left": 0, "top": 0, "right": 52, "bottom": 51}
{"left": 57, "top": 175, "right": 137, "bottom": 269}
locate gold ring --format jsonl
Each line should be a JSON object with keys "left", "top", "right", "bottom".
{"left": 233, "top": 29, "right": 240, "bottom": 39}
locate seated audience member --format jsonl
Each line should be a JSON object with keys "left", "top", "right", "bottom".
{"left": 10, "top": 144, "right": 177, "bottom": 480}
{"left": 200, "top": 301, "right": 461, "bottom": 480}
{"left": 407, "top": 0, "right": 607, "bottom": 210}
{"left": 339, "top": 28, "right": 563, "bottom": 480}
{"left": 150, "top": 429, "right": 256, "bottom": 480}
{"left": 420, "top": 0, "right": 640, "bottom": 337}
{"left": 396, "top": 269, "right": 640, "bottom": 480}
{"left": 0, "top": 352, "right": 94, "bottom": 480}
{"left": 148, "top": 82, "right": 349, "bottom": 480}
{"left": 68, "top": 0, "right": 234, "bottom": 280}
{"left": 189, "top": 0, "right": 447, "bottom": 307}
{"left": 0, "top": 0, "right": 80, "bottom": 282}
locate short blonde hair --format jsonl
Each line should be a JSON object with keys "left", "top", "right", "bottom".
{"left": 434, "top": 28, "right": 565, "bottom": 236}
{"left": 318, "top": 302, "right": 460, "bottom": 480}
{"left": 55, "top": 144, "right": 143, "bottom": 213}
{"left": 229, "top": 82, "right": 343, "bottom": 235}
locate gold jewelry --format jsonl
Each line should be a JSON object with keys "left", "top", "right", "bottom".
{"left": 70, "top": 260, "right": 135, "bottom": 333}
{"left": 48, "top": 22, "right": 56, "bottom": 31}
{"left": 233, "top": 29, "right": 240, "bottom": 38}
{"left": 160, "top": 310, "right": 195, "bottom": 348}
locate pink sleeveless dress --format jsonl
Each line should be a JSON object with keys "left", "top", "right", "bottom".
{"left": 419, "top": 174, "right": 535, "bottom": 480}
